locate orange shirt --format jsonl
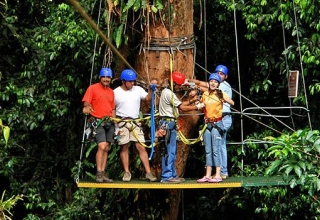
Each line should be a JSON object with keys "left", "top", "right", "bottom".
{"left": 200, "top": 91, "right": 229, "bottom": 119}
{"left": 82, "top": 83, "right": 115, "bottom": 119}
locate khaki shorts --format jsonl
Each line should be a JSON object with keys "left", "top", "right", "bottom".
{"left": 117, "top": 121, "right": 145, "bottom": 145}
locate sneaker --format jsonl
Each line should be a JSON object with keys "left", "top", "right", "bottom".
{"left": 197, "top": 176, "right": 211, "bottom": 183}
{"left": 221, "top": 174, "right": 228, "bottom": 179}
{"left": 161, "top": 178, "right": 181, "bottom": 184}
{"left": 96, "top": 172, "right": 104, "bottom": 183}
{"left": 122, "top": 172, "right": 132, "bottom": 182}
{"left": 102, "top": 173, "right": 113, "bottom": 183}
{"left": 96, "top": 171, "right": 113, "bottom": 183}
{"left": 146, "top": 173, "right": 157, "bottom": 182}
{"left": 208, "top": 177, "right": 222, "bottom": 183}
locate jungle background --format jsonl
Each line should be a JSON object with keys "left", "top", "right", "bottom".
{"left": 1, "top": 0, "right": 320, "bottom": 219}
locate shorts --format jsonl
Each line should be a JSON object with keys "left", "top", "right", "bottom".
{"left": 117, "top": 121, "right": 145, "bottom": 145}
{"left": 95, "top": 123, "right": 115, "bottom": 144}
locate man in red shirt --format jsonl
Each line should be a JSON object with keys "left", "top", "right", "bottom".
{"left": 82, "top": 67, "right": 116, "bottom": 182}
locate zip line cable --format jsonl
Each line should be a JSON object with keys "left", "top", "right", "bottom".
{"left": 204, "top": 0, "right": 207, "bottom": 80}
{"left": 232, "top": 0, "right": 246, "bottom": 175}
{"left": 292, "top": 0, "right": 312, "bottom": 130}
{"left": 76, "top": 0, "right": 103, "bottom": 183}
{"left": 280, "top": 0, "right": 296, "bottom": 131}
{"left": 182, "top": 51, "right": 296, "bottom": 132}
{"left": 68, "top": 0, "right": 147, "bottom": 83}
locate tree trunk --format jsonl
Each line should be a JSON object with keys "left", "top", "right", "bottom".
{"left": 135, "top": 1, "right": 197, "bottom": 219}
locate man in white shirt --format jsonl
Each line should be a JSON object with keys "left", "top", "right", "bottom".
{"left": 114, "top": 69, "right": 157, "bottom": 182}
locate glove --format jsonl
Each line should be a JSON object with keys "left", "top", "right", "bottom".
{"left": 216, "top": 89, "right": 223, "bottom": 100}
{"left": 196, "top": 102, "right": 205, "bottom": 110}
{"left": 149, "top": 83, "right": 157, "bottom": 91}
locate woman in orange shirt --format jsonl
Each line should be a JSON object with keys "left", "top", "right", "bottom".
{"left": 197, "top": 73, "right": 234, "bottom": 183}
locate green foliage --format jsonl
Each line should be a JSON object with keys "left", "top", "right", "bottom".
{"left": 266, "top": 129, "right": 320, "bottom": 195}
{"left": 101, "top": 0, "right": 165, "bottom": 49}
{"left": 1, "top": 0, "right": 320, "bottom": 219}
{"left": 0, "top": 191, "right": 23, "bottom": 220}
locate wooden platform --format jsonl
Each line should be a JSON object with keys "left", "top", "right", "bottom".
{"left": 77, "top": 176, "right": 291, "bottom": 189}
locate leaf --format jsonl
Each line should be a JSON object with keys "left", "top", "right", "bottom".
{"left": 133, "top": 193, "right": 139, "bottom": 203}
{"left": 297, "top": 161, "right": 306, "bottom": 171}
{"left": 122, "top": 0, "right": 135, "bottom": 12}
{"left": 3, "top": 126, "right": 10, "bottom": 146}
{"left": 151, "top": 5, "right": 158, "bottom": 13}
{"left": 284, "top": 166, "right": 293, "bottom": 175}
{"left": 313, "top": 138, "right": 320, "bottom": 153}
{"left": 294, "top": 165, "right": 302, "bottom": 177}
{"left": 115, "top": 24, "right": 123, "bottom": 48}
{"left": 265, "top": 160, "right": 282, "bottom": 175}
{"left": 317, "top": 178, "right": 320, "bottom": 191}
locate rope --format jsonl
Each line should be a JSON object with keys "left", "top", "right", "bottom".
{"left": 280, "top": 0, "right": 296, "bottom": 130}
{"left": 178, "top": 125, "right": 207, "bottom": 145}
{"left": 292, "top": 0, "right": 312, "bottom": 130}
{"left": 149, "top": 84, "right": 157, "bottom": 160}
{"left": 232, "top": 0, "right": 245, "bottom": 175}
{"left": 68, "top": 0, "right": 145, "bottom": 81}
{"left": 75, "top": 0, "right": 103, "bottom": 183}
{"left": 141, "top": 35, "right": 195, "bottom": 51}
{"left": 204, "top": 0, "right": 207, "bottom": 80}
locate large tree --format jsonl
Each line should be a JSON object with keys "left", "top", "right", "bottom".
{"left": 134, "top": 1, "right": 199, "bottom": 219}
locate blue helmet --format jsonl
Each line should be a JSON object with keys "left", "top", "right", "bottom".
{"left": 214, "top": 65, "right": 228, "bottom": 76}
{"left": 120, "top": 69, "right": 137, "bottom": 81}
{"left": 208, "top": 73, "right": 221, "bottom": 83}
{"left": 100, "top": 68, "right": 113, "bottom": 78}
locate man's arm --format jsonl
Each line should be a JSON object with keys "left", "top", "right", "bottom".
{"left": 188, "top": 78, "right": 208, "bottom": 92}
{"left": 178, "top": 100, "right": 204, "bottom": 112}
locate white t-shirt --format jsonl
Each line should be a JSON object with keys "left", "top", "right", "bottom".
{"left": 159, "top": 88, "right": 182, "bottom": 117}
{"left": 114, "top": 85, "right": 148, "bottom": 118}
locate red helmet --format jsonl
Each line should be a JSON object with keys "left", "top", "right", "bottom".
{"left": 168, "top": 71, "right": 185, "bottom": 85}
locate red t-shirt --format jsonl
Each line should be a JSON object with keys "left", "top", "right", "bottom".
{"left": 82, "top": 83, "right": 115, "bottom": 118}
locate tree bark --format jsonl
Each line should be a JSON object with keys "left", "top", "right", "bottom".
{"left": 135, "top": 1, "right": 197, "bottom": 219}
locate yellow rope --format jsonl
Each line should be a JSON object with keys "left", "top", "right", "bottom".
{"left": 112, "top": 115, "right": 160, "bottom": 148}
{"left": 112, "top": 114, "right": 206, "bottom": 147}
{"left": 178, "top": 124, "right": 207, "bottom": 145}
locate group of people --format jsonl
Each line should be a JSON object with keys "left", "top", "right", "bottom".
{"left": 82, "top": 68, "right": 157, "bottom": 183}
{"left": 82, "top": 64, "right": 234, "bottom": 184}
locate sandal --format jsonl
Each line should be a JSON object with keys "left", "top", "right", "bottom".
{"left": 208, "top": 177, "right": 222, "bottom": 183}
{"left": 197, "top": 176, "right": 211, "bottom": 183}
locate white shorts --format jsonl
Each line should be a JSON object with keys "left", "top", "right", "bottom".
{"left": 117, "top": 121, "right": 145, "bottom": 145}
